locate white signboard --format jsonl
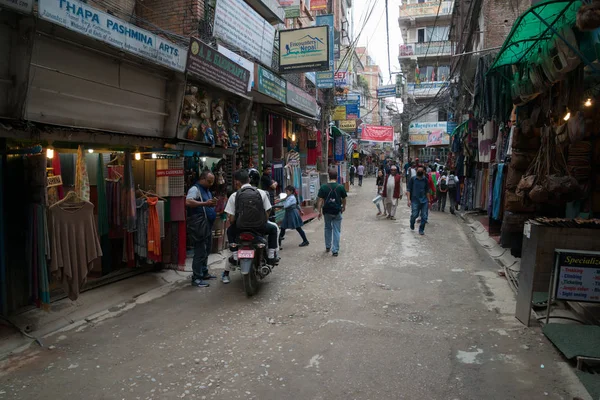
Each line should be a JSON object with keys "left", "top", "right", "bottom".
{"left": 217, "top": 44, "right": 255, "bottom": 91}
{"left": 38, "top": 0, "right": 187, "bottom": 72}
{"left": 214, "top": 0, "right": 276, "bottom": 67}
{"left": 0, "top": 0, "right": 33, "bottom": 13}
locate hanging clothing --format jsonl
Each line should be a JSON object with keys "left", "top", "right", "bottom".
{"left": 147, "top": 197, "right": 161, "bottom": 262}
{"left": 75, "top": 145, "right": 90, "bottom": 201}
{"left": 52, "top": 153, "right": 65, "bottom": 200}
{"left": 157, "top": 200, "right": 165, "bottom": 238}
{"left": 122, "top": 151, "right": 137, "bottom": 232}
{"left": 492, "top": 164, "right": 505, "bottom": 220}
{"left": 49, "top": 201, "right": 102, "bottom": 301}
{"left": 135, "top": 198, "right": 149, "bottom": 258}
{"left": 97, "top": 154, "right": 109, "bottom": 237}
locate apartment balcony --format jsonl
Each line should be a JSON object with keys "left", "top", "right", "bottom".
{"left": 406, "top": 81, "right": 449, "bottom": 99}
{"left": 399, "top": 41, "right": 454, "bottom": 58}
{"left": 399, "top": 1, "right": 453, "bottom": 20}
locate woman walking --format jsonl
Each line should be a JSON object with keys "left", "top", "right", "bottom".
{"left": 280, "top": 186, "right": 309, "bottom": 247}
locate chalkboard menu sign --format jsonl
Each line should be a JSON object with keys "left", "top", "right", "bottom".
{"left": 554, "top": 250, "right": 600, "bottom": 303}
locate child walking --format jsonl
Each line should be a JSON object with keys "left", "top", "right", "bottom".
{"left": 280, "top": 185, "right": 309, "bottom": 247}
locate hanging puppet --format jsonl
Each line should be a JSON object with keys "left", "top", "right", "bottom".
{"left": 226, "top": 102, "right": 241, "bottom": 149}
{"left": 212, "top": 99, "right": 230, "bottom": 148}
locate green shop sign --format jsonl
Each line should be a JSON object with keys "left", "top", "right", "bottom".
{"left": 256, "top": 66, "right": 287, "bottom": 103}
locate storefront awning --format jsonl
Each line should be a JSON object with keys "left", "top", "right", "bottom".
{"left": 489, "top": 0, "right": 581, "bottom": 72}
{"left": 264, "top": 105, "right": 319, "bottom": 123}
{"left": 331, "top": 126, "right": 348, "bottom": 137}
{"left": 450, "top": 121, "right": 468, "bottom": 137}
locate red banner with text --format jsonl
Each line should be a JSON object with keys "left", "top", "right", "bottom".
{"left": 310, "top": 0, "right": 328, "bottom": 10}
{"left": 361, "top": 125, "right": 394, "bottom": 142}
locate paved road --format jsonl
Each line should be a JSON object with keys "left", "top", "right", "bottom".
{"left": 0, "top": 178, "right": 587, "bottom": 399}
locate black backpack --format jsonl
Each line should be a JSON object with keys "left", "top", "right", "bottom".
{"left": 439, "top": 178, "right": 448, "bottom": 192}
{"left": 235, "top": 186, "right": 267, "bottom": 230}
{"left": 322, "top": 184, "right": 342, "bottom": 215}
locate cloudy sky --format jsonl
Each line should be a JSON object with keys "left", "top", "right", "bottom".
{"left": 352, "top": 0, "right": 403, "bottom": 84}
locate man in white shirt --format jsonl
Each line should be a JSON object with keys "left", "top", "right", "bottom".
{"left": 223, "top": 170, "right": 278, "bottom": 283}
{"left": 357, "top": 163, "right": 365, "bottom": 186}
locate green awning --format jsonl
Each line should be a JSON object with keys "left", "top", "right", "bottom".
{"left": 489, "top": 0, "right": 581, "bottom": 72}
{"left": 332, "top": 126, "right": 347, "bottom": 137}
{"left": 450, "top": 121, "right": 468, "bottom": 137}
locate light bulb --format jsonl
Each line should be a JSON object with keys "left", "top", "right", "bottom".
{"left": 46, "top": 148, "right": 54, "bottom": 159}
{"left": 151, "top": 153, "right": 157, "bottom": 159}
{"left": 563, "top": 112, "right": 571, "bottom": 121}
{"left": 88, "top": 148, "right": 94, "bottom": 153}
{"left": 202, "top": 157, "right": 207, "bottom": 162}
{"left": 292, "top": 133, "right": 296, "bottom": 141}
{"left": 585, "top": 98, "right": 592, "bottom": 107}
{"left": 134, "top": 152, "right": 141, "bottom": 161}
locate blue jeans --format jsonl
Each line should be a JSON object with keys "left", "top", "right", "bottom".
{"left": 192, "top": 234, "right": 212, "bottom": 280}
{"left": 324, "top": 213, "right": 343, "bottom": 253}
{"left": 410, "top": 201, "right": 428, "bottom": 232}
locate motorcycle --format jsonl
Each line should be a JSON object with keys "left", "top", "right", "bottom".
{"left": 235, "top": 193, "right": 286, "bottom": 296}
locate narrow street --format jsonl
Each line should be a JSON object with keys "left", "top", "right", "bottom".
{"left": 0, "top": 178, "right": 586, "bottom": 400}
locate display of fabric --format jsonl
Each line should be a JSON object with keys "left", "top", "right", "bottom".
{"left": 27, "top": 154, "right": 48, "bottom": 206}
{"left": 169, "top": 196, "right": 186, "bottom": 221}
{"left": 28, "top": 204, "right": 50, "bottom": 310}
{"left": 492, "top": 164, "right": 505, "bottom": 220}
{"left": 168, "top": 158, "right": 185, "bottom": 196}
{"left": 147, "top": 197, "right": 161, "bottom": 262}
{"left": 49, "top": 200, "right": 102, "bottom": 301}
{"left": 157, "top": 200, "right": 165, "bottom": 238}
{"left": 75, "top": 145, "right": 90, "bottom": 202}
{"left": 122, "top": 151, "right": 137, "bottom": 232}
{"left": 106, "top": 180, "right": 121, "bottom": 229}
{"left": 52, "top": 153, "right": 65, "bottom": 200}
{"left": 96, "top": 154, "right": 109, "bottom": 237}
{"left": 135, "top": 198, "right": 149, "bottom": 258}
{"left": 156, "top": 159, "right": 169, "bottom": 197}
{"left": 568, "top": 141, "right": 592, "bottom": 183}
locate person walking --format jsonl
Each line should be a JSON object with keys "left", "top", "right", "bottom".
{"left": 260, "top": 163, "right": 278, "bottom": 206}
{"left": 375, "top": 169, "right": 386, "bottom": 216}
{"left": 447, "top": 172, "right": 459, "bottom": 214}
{"left": 349, "top": 164, "right": 356, "bottom": 186}
{"left": 407, "top": 166, "right": 431, "bottom": 235}
{"left": 437, "top": 173, "right": 449, "bottom": 212}
{"left": 317, "top": 168, "right": 347, "bottom": 256}
{"left": 382, "top": 165, "right": 402, "bottom": 220}
{"left": 280, "top": 185, "right": 309, "bottom": 247}
{"left": 185, "top": 171, "right": 218, "bottom": 287}
{"left": 357, "top": 163, "right": 365, "bottom": 186}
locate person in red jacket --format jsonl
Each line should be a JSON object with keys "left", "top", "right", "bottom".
{"left": 381, "top": 165, "right": 403, "bottom": 220}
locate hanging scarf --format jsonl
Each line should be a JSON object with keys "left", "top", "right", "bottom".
{"left": 147, "top": 197, "right": 161, "bottom": 262}
{"left": 52, "top": 153, "right": 65, "bottom": 200}
{"left": 122, "top": 151, "right": 137, "bottom": 232}
{"left": 75, "top": 145, "right": 90, "bottom": 201}
{"left": 97, "top": 154, "right": 109, "bottom": 236}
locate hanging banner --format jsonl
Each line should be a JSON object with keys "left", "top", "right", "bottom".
{"left": 332, "top": 106, "right": 346, "bottom": 121}
{"left": 340, "top": 120, "right": 356, "bottom": 130}
{"left": 409, "top": 121, "right": 448, "bottom": 145}
{"left": 315, "top": 14, "right": 335, "bottom": 88}
{"left": 310, "top": 0, "right": 327, "bottom": 10}
{"left": 426, "top": 130, "right": 446, "bottom": 147}
{"left": 334, "top": 71, "right": 348, "bottom": 87}
{"left": 334, "top": 135, "right": 344, "bottom": 161}
{"left": 214, "top": 0, "right": 276, "bottom": 67}
{"left": 362, "top": 125, "right": 394, "bottom": 142}
{"left": 0, "top": 0, "right": 33, "bottom": 13}
{"left": 282, "top": 0, "right": 301, "bottom": 19}
{"left": 38, "top": 0, "right": 187, "bottom": 72}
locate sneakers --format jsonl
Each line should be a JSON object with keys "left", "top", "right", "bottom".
{"left": 299, "top": 241, "right": 309, "bottom": 247}
{"left": 332, "top": 252, "right": 339, "bottom": 257}
{"left": 202, "top": 273, "right": 217, "bottom": 280}
{"left": 221, "top": 272, "right": 231, "bottom": 284}
{"left": 419, "top": 231, "right": 425, "bottom": 235}
{"left": 325, "top": 248, "right": 331, "bottom": 253}
{"left": 410, "top": 223, "right": 415, "bottom": 230}
{"left": 192, "top": 279, "right": 210, "bottom": 288}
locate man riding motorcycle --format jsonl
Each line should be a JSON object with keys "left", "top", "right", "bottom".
{"left": 223, "top": 169, "right": 278, "bottom": 284}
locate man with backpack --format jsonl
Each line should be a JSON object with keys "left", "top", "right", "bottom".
{"left": 223, "top": 170, "right": 278, "bottom": 283}
{"left": 349, "top": 164, "right": 356, "bottom": 185}
{"left": 447, "top": 172, "right": 459, "bottom": 214}
{"left": 437, "top": 173, "right": 449, "bottom": 212}
{"left": 317, "top": 168, "right": 348, "bottom": 257}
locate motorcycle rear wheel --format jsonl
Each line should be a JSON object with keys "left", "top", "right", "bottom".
{"left": 242, "top": 261, "right": 260, "bottom": 296}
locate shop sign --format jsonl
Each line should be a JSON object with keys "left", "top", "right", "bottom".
{"left": 332, "top": 106, "right": 346, "bottom": 121}
{"left": 47, "top": 175, "right": 63, "bottom": 187}
{"left": 310, "top": 0, "right": 327, "bottom": 10}
{"left": 407, "top": 81, "right": 448, "bottom": 98}
{"left": 408, "top": 121, "right": 448, "bottom": 145}
{"left": 554, "top": 250, "right": 600, "bottom": 303}
{"left": 39, "top": 0, "right": 187, "bottom": 72}
{"left": 187, "top": 38, "right": 250, "bottom": 97}
{"left": 280, "top": 0, "right": 300, "bottom": 18}
{"left": 361, "top": 125, "right": 394, "bottom": 142}
{"left": 214, "top": 0, "right": 276, "bottom": 67}
{"left": 345, "top": 102, "right": 359, "bottom": 120}
{"left": 256, "top": 65, "right": 287, "bottom": 103}
{"left": 218, "top": 45, "right": 255, "bottom": 91}
{"left": 0, "top": 0, "right": 33, "bottom": 13}
{"left": 280, "top": 26, "right": 329, "bottom": 74}
{"left": 315, "top": 14, "right": 335, "bottom": 88}
{"left": 377, "top": 85, "right": 397, "bottom": 98}
{"left": 340, "top": 120, "right": 356, "bottom": 130}
{"left": 156, "top": 169, "right": 184, "bottom": 177}
{"left": 335, "top": 71, "right": 348, "bottom": 87}
{"left": 286, "top": 82, "right": 318, "bottom": 116}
